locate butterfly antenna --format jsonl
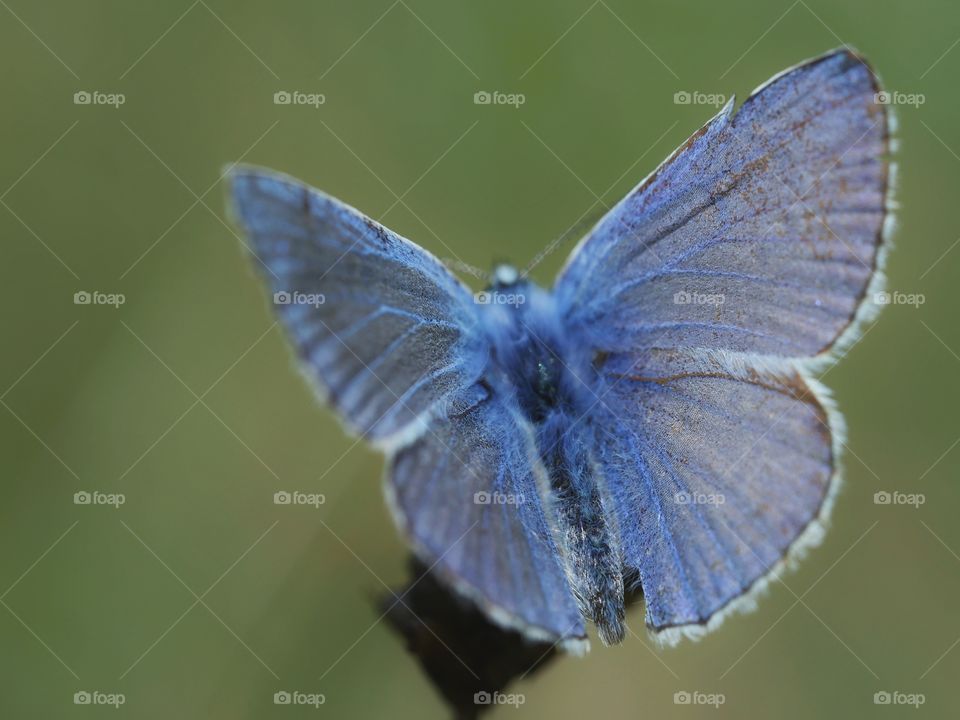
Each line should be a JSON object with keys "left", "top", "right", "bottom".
{"left": 521, "top": 203, "right": 609, "bottom": 279}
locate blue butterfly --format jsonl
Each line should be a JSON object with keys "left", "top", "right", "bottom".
{"left": 228, "top": 49, "right": 892, "bottom": 652}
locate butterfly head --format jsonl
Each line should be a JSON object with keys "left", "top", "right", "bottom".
{"left": 488, "top": 263, "right": 522, "bottom": 290}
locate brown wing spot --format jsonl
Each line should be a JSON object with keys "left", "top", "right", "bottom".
{"left": 363, "top": 217, "right": 393, "bottom": 247}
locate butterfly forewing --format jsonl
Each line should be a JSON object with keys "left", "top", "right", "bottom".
{"left": 556, "top": 50, "right": 889, "bottom": 360}
{"left": 230, "top": 169, "right": 485, "bottom": 444}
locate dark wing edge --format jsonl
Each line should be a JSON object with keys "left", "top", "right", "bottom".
{"left": 783, "top": 48, "right": 896, "bottom": 372}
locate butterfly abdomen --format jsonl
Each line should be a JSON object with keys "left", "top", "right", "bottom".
{"left": 539, "top": 413, "right": 626, "bottom": 645}
{"left": 480, "top": 280, "right": 626, "bottom": 643}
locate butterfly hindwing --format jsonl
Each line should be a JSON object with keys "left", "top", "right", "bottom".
{"left": 387, "top": 384, "right": 586, "bottom": 646}
{"left": 591, "top": 347, "right": 835, "bottom": 640}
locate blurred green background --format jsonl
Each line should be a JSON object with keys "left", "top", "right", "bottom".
{"left": 1, "top": 0, "right": 957, "bottom": 717}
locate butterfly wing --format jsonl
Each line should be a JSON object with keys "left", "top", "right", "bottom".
{"left": 388, "top": 383, "right": 586, "bottom": 646}
{"left": 591, "top": 348, "right": 836, "bottom": 641}
{"left": 556, "top": 49, "right": 890, "bottom": 360}
{"left": 230, "top": 167, "right": 486, "bottom": 445}
{"left": 553, "top": 49, "right": 891, "bottom": 640}
{"left": 230, "top": 168, "right": 584, "bottom": 645}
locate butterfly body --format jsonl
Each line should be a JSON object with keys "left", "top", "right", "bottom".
{"left": 475, "top": 272, "right": 627, "bottom": 643}
{"left": 476, "top": 275, "right": 573, "bottom": 421}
